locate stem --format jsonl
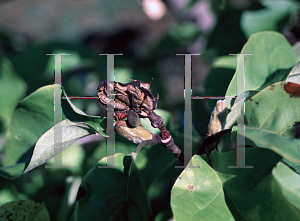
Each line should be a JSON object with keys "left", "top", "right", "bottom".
{"left": 148, "top": 111, "right": 184, "bottom": 163}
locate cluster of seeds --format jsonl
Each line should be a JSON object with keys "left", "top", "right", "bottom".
{"left": 97, "top": 80, "right": 182, "bottom": 161}
{"left": 97, "top": 80, "right": 158, "bottom": 120}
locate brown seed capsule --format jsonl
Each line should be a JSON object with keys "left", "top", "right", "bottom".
{"left": 97, "top": 80, "right": 183, "bottom": 163}
{"left": 207, "top": 100, "right": 227, "bottom": 136}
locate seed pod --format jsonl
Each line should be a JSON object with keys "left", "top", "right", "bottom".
{"left": 126, "top": 109, "right": 141, "bottom": 127}
{"left": 207, "top": 100, "right": 228, "bottom": 136}
{"left": 97, "top": 80, "right": 158, "bottom": 118}
{"left": 114, "top": 120, "right": 153, "bottom": 144}
{"left": 97, "top": 80, "right": 183, "bottom": 163}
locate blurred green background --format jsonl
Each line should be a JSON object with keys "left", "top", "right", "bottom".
{"left": 0, "top": 0, "right": 299, "bottom": 220}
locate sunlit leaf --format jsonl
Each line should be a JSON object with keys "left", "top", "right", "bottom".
{"left": 171, "top": 154, "right": 235, "bottom": 220}
{"left": 244, "top": 82, "right": 300, "bottom": 137}
{"left": 273, "top": 162, "right": 300, "bottom": 211}
{"left": 225, "top": 32, "right": 298, "bottom": 109}
{"left": 233, "top": 126, "right": 300, "bottom": 164}
{"left": 24, "top": 119, "right": 97, "bottom": 174}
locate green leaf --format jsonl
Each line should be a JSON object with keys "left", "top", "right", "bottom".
{"left": 0, "top": 57, "right": 26, "bottom": 156}
{"left": 225, "top": 90, "right": 260, "bottom": 129}
{"left": 0, "top": 187, "right": 18, "bottom": 207}
{"left": 126, "top": 153, "right": 153, "bottom": 220}
{"left": 171, "top": 155, "right": 235, "bottom": 221}
{"left": 0, "top": 200, "right": 50, "bottom": 221}
{"left": 210, "top": 148, "right": 300, "bottom": 221}
{"left": 241, "top": 0, "right": 297, "bottom": 38}
{"left": 4, "top": 85, "right": 61, "bottom": 167}
{"left": 244, "top": 82, "right": 300, "bottom": 137}
{"left": 0, "top": 163, "right": 26, "bottom": 180}
{"left": 23, "top": 119, "right": 97, "bottom": 174}
{"left": 225, "top": 31, "right": 298, "bottom": 108}
{"left": 134, "top": 140, "right": 183, "bottom": 216}
{"left": 273, "top": 161, "right": 300, "bottom": 211}
{"left": 1, "top": 84, "right": 106, "bottom": 178}
{"left": 233, "top": 127, "right": 300, "bottom": 165}
{"left": 75, "top": 153, "right": 153, "bottom": 221}
{"left": 293, "top": 42, "right": 300, "bottom": 61}
{"left": 0, "top": 57, "right": 26, "bottom": 130}
{"left": 282, "top": 158, "right": 300, "bottom": 175}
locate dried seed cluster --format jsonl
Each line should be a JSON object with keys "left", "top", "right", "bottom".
{"left": 97, "top": 79, "right": 183, "bottom": 161}
{"left": 97, "top": 80, "right": 158, "bottom": 120}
